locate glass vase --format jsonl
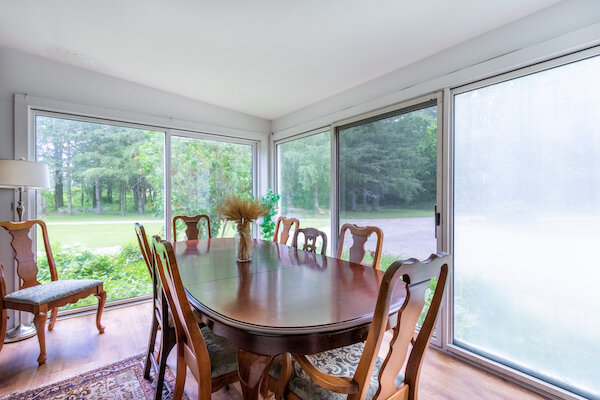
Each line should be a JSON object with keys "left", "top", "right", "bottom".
{"left": 235, "top": 222, "right": 253, "bottom": 262}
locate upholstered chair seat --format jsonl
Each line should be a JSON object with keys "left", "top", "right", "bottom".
{"left": 201, "top": 326, "right": 238, "bottom": 378}
{"left": 4, "top": 279, "right": 103, "bottom": 305}
{"left": 269, "top": 343, "right": 403, "bottom": 400}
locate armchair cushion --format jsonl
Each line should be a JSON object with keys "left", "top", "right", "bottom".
{"left": 3, "top": 279, "right": 102, "bottom": 306}
{"left": 286, "top": 342, "right": 403, "bottom": 400}
{"left": 201, "top": 326, "right": 238, "bottom": 377}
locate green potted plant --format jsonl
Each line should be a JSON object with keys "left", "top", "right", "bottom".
{"left": 259, "top": 189, "right": 280, "bottom": 241}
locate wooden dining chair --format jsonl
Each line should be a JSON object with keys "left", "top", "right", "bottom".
{"left": 135, "top": 223, "right": 176, "bottom": 399}
{"left": 172, "top": 214, "right": 211, "bottom": 241}
{"left": 273, "top": 216, "right": 300, "bottom": 245}
{"left": 270, "top": 253, "right": 450, "bottom": 400}
{"left": 291, "top": 227, "right": 327, "bottom": 255}
{"left": 151, "top": 235, "right": 239, "bottom": 400}
{"left": 0, "top": 220, "right": 106, "bottom": 365}
{"left": 337, "top": 223, "right": 384, "bottom": 269}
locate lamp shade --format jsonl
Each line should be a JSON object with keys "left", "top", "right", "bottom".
{"left": 0, "top": 159, "right": 50, "bottom": 189}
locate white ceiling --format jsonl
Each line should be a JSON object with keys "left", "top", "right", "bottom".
{"left": 0, "top": 0, "right": 562, "bottom": 120}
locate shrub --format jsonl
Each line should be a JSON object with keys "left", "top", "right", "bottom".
{"left": 260, "top": 189, "right": 281, "bottom": 240}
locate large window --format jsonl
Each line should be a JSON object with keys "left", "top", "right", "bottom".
{"left": 34, "top": 114, "right": 256, "bottom": 310}
{"left": 276, "top": 130, "right": 331, "bottom": 252}
{"left": 453, "top": 53, "right": 600, "bottom": 399}
{"left": 171, "top": 134, "right": 254, "bottom": 238}
{"left": 35, "top": 115, "right": 164, "bottom": 308}
{"left": 337, "top": 102, "right": 439, "bottom": 267}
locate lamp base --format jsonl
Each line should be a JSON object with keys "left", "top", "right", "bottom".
{"left": 4, "top": 323, "right": 37, "bottom": 343}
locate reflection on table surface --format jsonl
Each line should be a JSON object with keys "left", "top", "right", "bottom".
{"left": 174, "top": 238, "right": 395, "bottom": 332}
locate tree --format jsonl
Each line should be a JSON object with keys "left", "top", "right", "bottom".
{"left": 279, "top": 131, "right": 330, "bottom": 213}
{"left": 169, "top": 137, "right": 252, "bottom": 236}
{"left": 338, "top": 108, "right": 437, "bottom": 212}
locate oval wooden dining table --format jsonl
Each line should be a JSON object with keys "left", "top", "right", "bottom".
{"left": 173, "top": 238, "right": 402, "bottom": 400}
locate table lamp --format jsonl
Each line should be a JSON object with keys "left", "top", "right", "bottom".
{"left": 0, "top": 158, "right": 50, "bottom": 342}
{"left": 0, "top": 158, "right": 50, "bottom": 221}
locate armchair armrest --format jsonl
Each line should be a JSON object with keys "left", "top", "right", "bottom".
{"left": 292, "top": 354, "right": 358, "bottom": 394}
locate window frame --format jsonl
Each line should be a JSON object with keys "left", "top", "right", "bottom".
{"left": 331, "top": 93, "right": 444, "bottom": 270}
{"left": 15, "top": 95, "right": 262, "bottom": 315}
{"left": 273, "top": 126, "right": 331, "bottom": 200}
{"left": 333, "top": 93, "right": 445, "bottom": 346}
{"left": 444, "top": 45, "right": 600, "bottom": 400}
{"left": 273, "top": 127, "right": 332, "bottom": 250}
{"left": 168, "top": 129, "right": 259, "bottom": 239}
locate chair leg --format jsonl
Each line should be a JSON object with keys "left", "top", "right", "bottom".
{"left": 33, "top": 311, "right": 48, "bottom": 365}
{"left": 173, "top": 346, "right": 187, "bottom": 400}
{"left": 144, "top": 314, "right": 159, "bottom": 380}
{"left": 275, "top": 353, "right": 292, "bottom": 400}
{"left": 0, "top": 309, "right": 7, "bottom": 352}
{"left": 154, "top": 325, "right": 176, "bottom": 400}
{"left": 95, "top": 289, "right": 107, "bottom": 333}
{"left": 48, "top": 307, "right": 58, "bottom": 331}
{"left": 261, "top": 353, "right": 291, "bottom": 400}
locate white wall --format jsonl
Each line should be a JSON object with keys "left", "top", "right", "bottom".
{"left": 0, "top": 45, "right": 271, "bottom": 328}
{"left": 271, "top": 0, "right": 600, "bottom": 138}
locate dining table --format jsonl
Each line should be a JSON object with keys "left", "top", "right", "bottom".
{"left": 173, "top": 237, "right": 403, "bottom": 400}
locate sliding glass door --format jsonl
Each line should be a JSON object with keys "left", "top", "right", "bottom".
{"left": 453, "top": 53, "right": 600, "bottom": 399}
{"left": 337, "top": 100, "right": 439, "bottom": 267}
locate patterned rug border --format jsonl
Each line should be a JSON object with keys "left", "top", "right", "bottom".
{"left": 1, "top": 353, "right": 183, "bottom": 400}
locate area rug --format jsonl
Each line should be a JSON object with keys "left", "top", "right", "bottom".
{"left": 1, "top": 353, "right": 188, "bottom": 400}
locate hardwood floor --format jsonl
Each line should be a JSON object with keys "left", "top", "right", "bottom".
{"left": 0, "top": 302, "right": 549, "bottom": 399}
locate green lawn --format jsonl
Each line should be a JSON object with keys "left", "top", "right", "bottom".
{"left": 41, "top": 222, "right": 163, "bottom": 250}
{"left": 42, "top": 213, "right": 163, "bottom": 222}
{"left": 37, "top": 206, "right": 431, "bottom": 251}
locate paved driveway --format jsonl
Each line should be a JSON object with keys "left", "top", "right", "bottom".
{"left": 343, "top": 217, "right": 437, "bottom": 260}
{"left": 303, "top": 216, "right": 437, "bottom": 261}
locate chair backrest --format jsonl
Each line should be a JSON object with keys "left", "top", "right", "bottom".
{"left": 151, "top": 235, "right": 213, "bottom": 395}
{"left": 336, "top": 223, "right": 383, "bottom": 269}
{"left": 272, "top": 216, "right": 300, "bottom": 245}
{"left": 172, "top": 214, "right": 211, "bottom": 241}
{"left": 134, "top": 223, "right": 153, "bottom": 277}
{"left": 0, "top": 264, "right": 6, "bottom": 305}
{"left": 291, "top": 227, "right": 327, "bottom": 255}
{"left": 357, "top": 253, "right": 450, "bottom": 400}
{"left": 0, "top": 220, "right": 57, "bottom": 289}
{"left": 135, "top": 223, "right": 166, "bottom": 319}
